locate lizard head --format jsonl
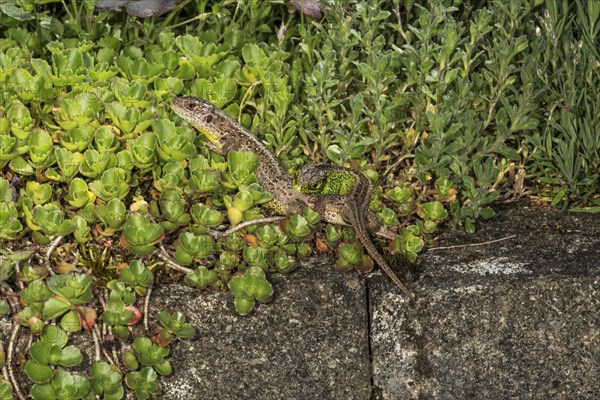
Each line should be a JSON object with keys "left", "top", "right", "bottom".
{"left": 295, "top": 163, "right": 328, "bottom": 195}
{"left": 171, "top": 96, "right": 231, "bottom": 149}
{"left": 296, "top": 164, "right": 357, "bottom": 196}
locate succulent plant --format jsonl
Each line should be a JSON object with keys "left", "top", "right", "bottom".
{"left": 153, "top": 119, "right": 197, "bottom": 162}
{"left": 386, "top": 186, "right": 415, "bottom": 216}
{"left": 173, "top": 232, "right": 215, "bottom": 265}
{"left": 184, "top": 266, "right": 219, "bottom": 289}
{"left": 72, "top": 215, "right": 92, "bottom": 244}
{"left": 93, "top": 126, "right": 119, "bottom": 153}
{"left": 106, "top": 102, "right": 154, "bottom": 134}
{"left": 151, "top": 189, "right": 191, "bottom": 231}
{"left": 117, "top": 55, "right": 164, "bottom": 82}
{"left": 388, "top": 228, "right": 425, "bottom": 263}
{"left": 20, "top": 279, "right": 52, "bottom": 305}
{"left": 281, "top": 214, "right": 312, "bottom": 242}
{"left": 95, "top": 198, "right": 127, "bottom": 233}
{"left": 59, "top": 126, "right": 95, "bottom": 152}
{"left": 118, "top": 260, "right": 154, "bottom": 296}
{"left": 189, "top": 203, "right": 223, "bottom": 234}
{"left": 25, "top": 181, "right": 53, "bottom": 206}
{"left": 335, "top": 241, "right": 373, "bottom": 274}
{"left": 132, "top": 337, "right": 172, "bottom": 376}
{"left": 29, "top": 368, "right": 92, "bottom": 400}
{"left": 0, "top": 134, "right": 22, "bottom": 168}
{"left": 227, "top": 266, "right": 274, "bottom": 315}
{"left": 120, "top": 213, "right": 165, "bottom": 256}
{"left": 417, "top": 201, "right": 449, "bottom": 222}
{"left": 242, "top": 245, "right": 269, "bottom": 270}
{"left": 32, "top": 49, "right": 89, "bottom": 87}
{"left": 0, "top": 200, "right": 23, "bottom": 240}
{"left": 223, "top": 151, "right": 259, "bottom": 188}
{"left": 378, "top": 207, "right": 400, "bottom": 228}
{"left": 52, "top": 91, "right": 99, "bottom": 130}
{"left": 221, "top": 233, "right": 246, "bottom": 252}
{"left": 23, "top": 325, "right": 83, "bottom": 384}
{"left": 112, "top": 78, "right": 150, "bottom": 108}
{"left": 254, "top": 225, "right": 278, "bottom": 248}
{"left": 269, "top": 247, "right": 297, "bottom": 274}
{"left": 125, "top": 367, "right": 161, "bottom": 400}
{"left": 42, "top": 274, "right": 95, "bottom": 332}
{"left": 78, "top": 149, "right": 115, "bottom": 179}
{"left": 64, "top": 178, "right": 95, "bottom": 208}
{"left": 223, "top": 188, "right": 255, "bottom": 226}
{"left": 27, "top": 128, "right": 55, "bottom": 171}
{"left": 103, "top": 281, "right": 141, "bottom": 340}
{"left": 296, "top": 241, "right": 313, "bottom": 259}
{"left": 7, "top": 100, "right": 34, "bottom": 139}
{"left": 89, "top": 167, "right": 131, "bottom": 201}
{"left": 90, "top": 361, "right": 124, "bottom": 400}
{"left": 152, "top": 161, "right": 187, "bottom": 193}
{"left": 186, "top": 155, "right": 221, "bottom": 195}
{"left": 31, "top": 203, "right": 76, "bottom": 244}
{"left": 155, "top": 311, "right": 195, "bottom": 346}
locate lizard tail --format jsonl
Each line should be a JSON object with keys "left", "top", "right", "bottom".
{"left": 353, "top": 219, "right": 415, "bottom": 299}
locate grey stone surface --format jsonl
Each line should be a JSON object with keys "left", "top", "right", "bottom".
{"left": 370, "top": 202, "right": 600, "bottom": 399}
{"left": 154, "top": 257, "right": 371, "bottom": 400}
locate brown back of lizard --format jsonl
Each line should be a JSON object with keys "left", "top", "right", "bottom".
{"left": 171, "top": 96, "right": 309, "bottom": 214}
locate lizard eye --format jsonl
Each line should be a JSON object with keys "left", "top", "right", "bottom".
{"left": 205, "top": 115, "right": 213, "bottom": 123}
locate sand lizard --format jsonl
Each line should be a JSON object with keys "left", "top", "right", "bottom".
{"left": 171, "top": 96, "right": 398, "bottom": 240}
{"left": 171, "top": 97, "right": 412, "bottom": 296}
{"left": 297, "top": 164, "right": 414, "bottom": 299}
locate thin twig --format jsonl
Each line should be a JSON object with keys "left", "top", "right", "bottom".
{"left": 45, "top": 235, "right": 64, "bottom": 268}
{"left": 7, "top": 324, "right": 25, "bottom": 400}
{"left": 158, "top": 244, "right": 193, "bottom": 274}
{"left": 427, "top": 234, "right": 517, "bottom": 251}
{"left": 213, "top": 216, "right": 286, "bottom": 238}
{"left": 111, "top": 347, "right": 119, "bottom": 368}
{"left": 13, "top": 262, "right": 24, "bottom": 291}
{"left": 102, "top": 348, "right": 116, "bottom": 366}
{"left": 0, "top": 283, "right": 18, "bottom": 313}
{"left": 143, "top": 285, "right": 153, "bottom": 333}
{"left": 25, "top": 332, "right": 32, "bottom": 351}
{"left": 92, "top": 326, "right": 102, "bottom": 362}
{"left": 102, "top": 326, "right": 116, "bottom": 365}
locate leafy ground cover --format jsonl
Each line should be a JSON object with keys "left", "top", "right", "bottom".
{"left": 0, "top": 0, "right": 598, "bottom": 398}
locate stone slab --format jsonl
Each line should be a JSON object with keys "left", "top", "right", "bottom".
{"left": 370, "top": 202, "right": 600, "bottom": 399}
{"left": 154, "top": 257, "right": 372, "bottom": 400}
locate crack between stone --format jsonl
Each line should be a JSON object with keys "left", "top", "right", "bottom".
{"left": 366, "top": 277, "right": 377, "bottom": 400}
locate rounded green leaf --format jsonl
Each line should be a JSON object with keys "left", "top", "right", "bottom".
{"left": 58, "top": 345, "right": 83, "bottom": 367}
{"left": 60, "top": 309, "right": 82, "bottom": 332}
{"left": 153, "top": 360, "right": 172, "bottom": 376}
{"left": 233, "top": 297, "right": 255, "bottom": 316}
{"left": 421, "top": 201, "right": 449, "bottom": 221}
{"left": 41, "top": 325, "right": 68, "bottom": 347}
{"left": 30, "top": 383, "right": 55, "bottom": 400}
{"left": 23, "top": 360, "right": 54, "bottom": 384}
{"left": 29, "top": 341, "right": 51, "bottom": 365}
